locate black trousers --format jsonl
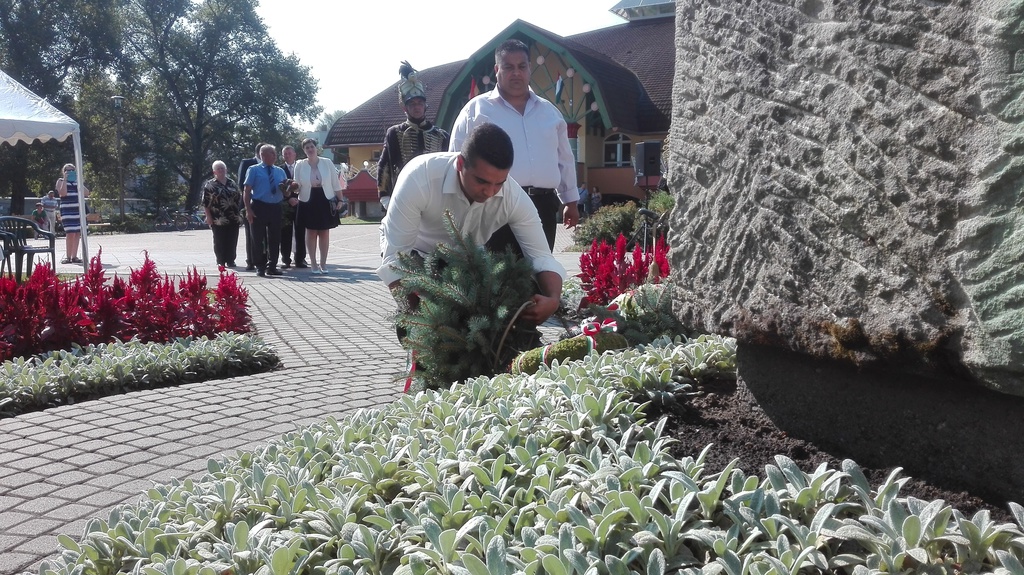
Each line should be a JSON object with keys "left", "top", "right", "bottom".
{"left": 281, "top": 214, "right": 307, "bottom": 264}
{"left": 211, "top": 223, "right": 239, "bottom": 265}
{"left": 484, "top": 191, "right": 560, "bottom": 256}
{"left": 250, "top": 200, "right": 281, "bottom": 271}
{"left": 243, "top": 218, "right": 255, "bottom": 267}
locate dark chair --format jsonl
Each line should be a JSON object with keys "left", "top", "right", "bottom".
{"left": 0, "top": 216, "right": 56, "bottom": 283}
{"left": 0, "top": 230, "right": 14, "bottom": 279}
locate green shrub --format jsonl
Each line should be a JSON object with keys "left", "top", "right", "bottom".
{"left": 574, "top": 191, "right": 674, "bottom": 250}
{"left": 573, "top": 201, "right": 639, "bottom": 248}
{"left": 647, "top": 189, "right": 675, "bottom": 213}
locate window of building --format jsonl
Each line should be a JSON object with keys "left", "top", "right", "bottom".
{"left": 603, "top": 134, "right": 632, "bottom": 167}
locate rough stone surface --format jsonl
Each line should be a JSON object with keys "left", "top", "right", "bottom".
{"left": 668, "top": 0, "right": 1024, "bottom": 395}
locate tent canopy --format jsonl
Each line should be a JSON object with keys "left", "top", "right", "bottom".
{"left": 0, "top": 68, "right": 90, "bottom": 266}
{"left": 0, "top": 69, "right": 79, "bottom": 145}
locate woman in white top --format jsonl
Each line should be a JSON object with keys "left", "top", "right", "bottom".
{"left": 293, "top": 138, "right": 346, "bottom": 274}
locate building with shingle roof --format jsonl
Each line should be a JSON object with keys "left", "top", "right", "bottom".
{"left": 326, "top": 3, "right": 674, "bottom": 215}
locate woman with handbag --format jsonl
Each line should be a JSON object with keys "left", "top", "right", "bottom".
{"left": 294, "top": 138, "right": 346, "bottom": 274}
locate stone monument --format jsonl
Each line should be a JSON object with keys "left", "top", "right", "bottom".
{"left": 668, "top": 0, "right": 1024, "bottom": 499}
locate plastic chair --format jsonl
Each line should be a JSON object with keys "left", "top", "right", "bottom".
{"left": 0, "top": 216, "right": 56, "bottom": 283}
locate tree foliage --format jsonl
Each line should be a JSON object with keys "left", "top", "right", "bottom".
{"left": 0, "top": 0, "right": 119, "bottom": 213}
{"left": 120, "top": 0, "right": 320, "bottom": 207}
{"left": 0, "top": 0, "right": 320, "bottom": 214}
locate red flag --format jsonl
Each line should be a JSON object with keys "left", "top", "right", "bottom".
{"left": 468, "top": 77, "right": 479, "bottom": 99}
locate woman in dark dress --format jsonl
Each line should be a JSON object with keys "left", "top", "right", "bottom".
{"left": 294, "top": 138, "right": 345, "bottom": 274}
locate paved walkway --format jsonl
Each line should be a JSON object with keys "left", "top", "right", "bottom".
{"left": 0, "top": 224, "right": 581, "bottom": 574}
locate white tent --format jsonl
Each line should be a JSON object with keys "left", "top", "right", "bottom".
{"left": 0, "top": 69, "right": 89, "bottom": 268}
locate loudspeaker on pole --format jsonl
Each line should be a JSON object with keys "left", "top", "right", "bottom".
{"left": 634, "top": 140, "right": 662, "bottom": 189}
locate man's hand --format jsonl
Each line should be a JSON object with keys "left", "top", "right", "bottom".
{"left": 562, "top": 202, "right": 580, "bottom": 229}
{"left": 246, "top": 209, "right": 255, "bottom": 224}
{"left": 519, "top": 294, "right": 560, "bottom": 325}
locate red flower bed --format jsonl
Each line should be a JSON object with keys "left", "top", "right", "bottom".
{"left": 578, "top": 234, "right": 670, "bottom": 306}
{"left": 0, "top": 251, "right": 250, "bottom": 362}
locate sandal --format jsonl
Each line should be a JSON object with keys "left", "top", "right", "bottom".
{"left": 71, "top": 257, "right": 83, "bottom": 263}
{"left": 60, "top": 257, "right": 71, "bottom": 264}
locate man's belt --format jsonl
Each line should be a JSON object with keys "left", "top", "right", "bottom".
{"left": 522, "top": 186, "right": 556, "bottom": 196}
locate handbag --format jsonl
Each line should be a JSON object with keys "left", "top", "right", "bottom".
{"left": 329, "top": 197, "right": 348, "bottom": 218}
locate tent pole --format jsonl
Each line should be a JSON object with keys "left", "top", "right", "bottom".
{"left": 74, "top": 129, "right": 89, "bottom": 270}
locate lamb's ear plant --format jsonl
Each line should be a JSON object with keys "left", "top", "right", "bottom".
{"left": 42, "top": 337, "right": 1024, "bottom": 575}
{"left": 0, "top": 333, "right": 279, "bottom": 418}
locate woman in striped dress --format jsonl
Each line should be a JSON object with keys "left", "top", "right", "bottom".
{"left": 55, "top": 163, "right": 90, "bottom": 264}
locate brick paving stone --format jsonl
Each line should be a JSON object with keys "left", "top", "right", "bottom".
{"left": 8, "top": 480, "right": 60, "bottom": 499}
{"left": 44, "top": 502, "right": 97, "bottom": 521}
{"left": 96, "top": 443, "right": 149, "bottom": 459}
{"left": 111, "top": 478, "right": 157, "bottom": 495}
{"left": 120, "top": 462, "right": 174, "bottom": 479}
{"left": 45, "top": 470, "right": 96, "bottom": 487}
{"left": 78, "top": 489, "right": 134, "bottom": 508}
{"left": 0, "top": 533, "right": 23, "bottom": 552}
{"left": 58, "top": 421, "right": 99, "bottom": 435}
{"left": 0, "top": 551, "right": 35, "bottom": 575}
{"left": 7, "top": 517, "right": 65, "bottom": 537}
{"left": 39, "top": 446, "right": 88, "bottom": 463}
{"left": 13, "top": 441, "right": 70, "bottom": 458}
{"left": 13, "top": 533, "right": 60, "bottom": 556}
{"left": 33, "top": 460, "right": 76, "bottom": 476}
{"left": 0, "top": 471, "right": 45, "bottom": 489}
{"left": 47, "top": 483, "right": 102, "bottom": 502}
{"left": 13, "top": 496, "right": 69, "bottom": 515}
{"left": 5, "top": 455, "right": 50, "bottom": 471}
{"left": 81, "top": 459, "right": 133, "bottom": 475}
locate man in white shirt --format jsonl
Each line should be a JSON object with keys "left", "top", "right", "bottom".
{"left": 450, "top": 39, "right": 579, "bottom": 254}
{"left": 378, "top": 122, "right": 565, "bottom": 326}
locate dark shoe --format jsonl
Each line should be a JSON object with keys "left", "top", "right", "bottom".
{"left": 60, "top": 257, "right": 71, "bottom": 264}
{"left": 227, "top": 261, "right": 236, "bottom": 267}
{"left": 281, "top": 261, "right": 291, "bottom": 269}
{"left": 256, "top": 269, "right": 266, "bottom": 277}
{"left": 266, "top": 268, "right": 284, "bottom": 276}
{"left": 71, "top": 257, "right": 83, "bottom": 263}
{"left": 294, "top": 261, "right": 309, "bottom": 268}
{"left": 246, "top": 265, "right": 257, "bottom": 271}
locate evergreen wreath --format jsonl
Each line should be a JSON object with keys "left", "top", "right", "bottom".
{"left": 390, "top": 211, "right": 541, "bottom": 390}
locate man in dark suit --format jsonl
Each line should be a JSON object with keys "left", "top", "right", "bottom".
{"left": 237, "top": 143, "right": 265, "bottom": 271}
{"left": 279, "top": 145, "right": 307, "bottom": 268}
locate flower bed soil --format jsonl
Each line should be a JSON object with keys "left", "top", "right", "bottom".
{"left": 655, "top": 376, "right": 1014, "bottom": 523}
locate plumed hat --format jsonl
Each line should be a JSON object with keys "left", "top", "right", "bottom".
{"left": 398, "top": 60, "right": 426, "bottom": 103}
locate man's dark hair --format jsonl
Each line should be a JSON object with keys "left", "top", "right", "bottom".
{"left": 495, "top": 39, "right": 529, "bottom": 64}
{"left": 462, "top": 123, "right": 514, "bottom": 170}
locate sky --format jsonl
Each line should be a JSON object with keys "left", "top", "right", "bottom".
{"left": 255, "top": 0, "right": 628, "bottom": 129}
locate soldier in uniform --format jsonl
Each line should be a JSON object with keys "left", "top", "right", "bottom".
{"left": 377, "top": 61, "right": 450, "bottom": 213}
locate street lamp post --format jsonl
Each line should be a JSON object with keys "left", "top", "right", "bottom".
{"left": 111, "top": 95, "right": 126, "bottom": 220}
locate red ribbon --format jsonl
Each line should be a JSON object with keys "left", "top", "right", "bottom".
{"left": 581, "top": 318, "right": 618, "bottom": 353}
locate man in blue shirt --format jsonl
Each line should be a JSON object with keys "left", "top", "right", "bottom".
{"left": 243, "top": 144, "right": 287, "bottom": 277}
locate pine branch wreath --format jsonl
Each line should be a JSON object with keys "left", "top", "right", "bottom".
{"left": 390, "top": 211, "right": 541, "bottom": 390}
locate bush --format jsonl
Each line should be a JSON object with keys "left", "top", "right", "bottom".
{"left": 573, "top": 201, "right": 639, "bottom": 248}
{"left": 0, "top": 251, "right": 251, "bottom": 362}
{"left": 574, "top": 191, "right": 673, "bottom": 251}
